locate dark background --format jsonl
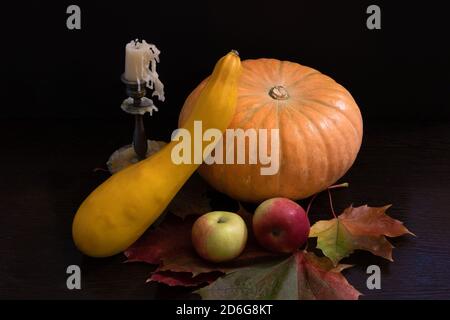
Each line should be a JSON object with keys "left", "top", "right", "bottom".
{"left": 4, "top": 0, "right": 450, "bottom": 123}
{"left": 1, "top": 1, "right": 450, "bottom": 300}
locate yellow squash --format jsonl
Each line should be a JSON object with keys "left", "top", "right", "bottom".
{"left": 73, "top": 51, "right": 241, "bottom": 257}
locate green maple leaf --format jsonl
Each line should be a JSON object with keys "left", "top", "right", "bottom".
{"left": 310, "top": 205, "right": 413, "bottom": 265}
{"left": 196, "top": 251, "right": 360, "bottom": 300}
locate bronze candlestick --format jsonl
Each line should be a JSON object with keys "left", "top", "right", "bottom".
{"left": 120, "top": 75, "right": 157, "bottom": 160}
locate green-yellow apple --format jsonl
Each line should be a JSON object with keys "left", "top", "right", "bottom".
{"left": 253, "top": 198, "right": 310, "bottom": 253}
{"left": 192, "top": 211, "right": 248, "bottom": 263}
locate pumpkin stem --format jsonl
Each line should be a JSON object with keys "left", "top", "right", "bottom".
{"left": 269, "top": 85, "right": 289, "bottom": 100}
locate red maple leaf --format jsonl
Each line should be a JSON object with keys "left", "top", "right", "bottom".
{"left": 125, "top": 209, "right": 276, "bottom": 286}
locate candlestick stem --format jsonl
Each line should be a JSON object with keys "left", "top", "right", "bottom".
{"left": 133, "top": 109, "right": 147, "bottom": 160}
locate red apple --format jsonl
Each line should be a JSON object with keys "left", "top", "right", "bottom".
{"left": 192, "top": 211, "right": 248, "bottom": 263}
{"left": 253, "top": 198, "right": 310, "bottom": 253}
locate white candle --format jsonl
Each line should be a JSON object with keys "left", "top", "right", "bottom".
{"left": 124, "top": 39, "right": 165, "bottom": 102}
{"left": 124, "top": 39, "right": 149, "bottom": 82}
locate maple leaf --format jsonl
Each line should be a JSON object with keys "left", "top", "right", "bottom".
{"left": 309, "top": 205, "right": 413, "bottom": 265}
{"left": 125, "top": 215, "right": 223, "bottom": 277}
{"left": 148, "top": 271, "right": 223, "bottom": 287}
{"left": 196, "top": 251, "right": 360, "bottom": 300}
{"left": 124, "top": 210, "right": 275, "bottom": 286}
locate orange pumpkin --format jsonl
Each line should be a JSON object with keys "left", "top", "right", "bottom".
{"left": 179, "top": 59, "right": 363, "bottom": 202}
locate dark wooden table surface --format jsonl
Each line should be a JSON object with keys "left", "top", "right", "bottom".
{"left": 1, "top": 118, "right": 449, "bottom": 299}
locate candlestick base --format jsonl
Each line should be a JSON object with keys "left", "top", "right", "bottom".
{"left": 107, "top": 139, "right": 167, "bottom": 174}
